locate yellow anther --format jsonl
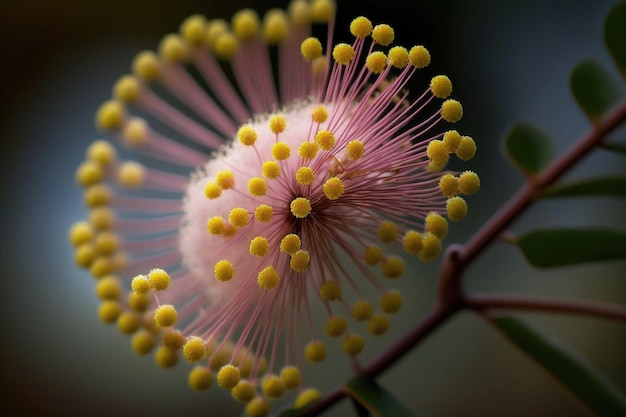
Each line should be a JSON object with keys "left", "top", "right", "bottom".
{"left": 117, "top": 312, "right": 141, "bottom": 335}
{"left": 380, "top": 290, "right": 403, "bottom": 314}
{"left": 98, "top": 300, "right": 122, "bottom": 324}
{"left": 229, "top": 207, "right": 249, "bottom": 228}
{"left": 257, "top": 266, "right": 280, "bottom": 289}
{"left": 442, "top": 130, "right": 462, "bottom": 153}
{"left": 263, "top": 9, "right": 288, "bottom": 44}
{"left": 430, "top": 75, "right": 453, "bottom": 99}
{"left": 95, "top": 276, "right": 121, "bottom": 300}
{"left": 290, "top": 197, "right": 311, "bottom": 218}
{"left": 215, "top": 260, "right": 235, "bottom": 282}
{"left": 75, "top": 244, "right": 96, "bottom": 268}
{"left": 238, "top": 125, "right": 257, "bottom": 146}
{"left": 311, "top": 105, "right": 328, "bottom": 123}
{"left": 346, "top": 140, "right": 364, "bottom": 160}
{"left": 372, "top": 24, "right": 394, "bottom": 46}
{"left": 188, "top": 366, "right": 213, "bottom": 391}
{"left": 159, "top": 34, "right": 187, "bottom": 62}
{"left": 304, "top": 341, "right": 326, "bottom": 363}
{"left": 247, "top": 177, "right": 268, "bottom": 197}
{"left": 364, "top": 244, "right": 384, "bottom": 265}
{"left": 300, "top": 37, "right": 323, "bottom": 61}
{"left": 128, "top": 292, "right": 151, "bottom": 312}
{"left": 94, "top": 232, "right": 118, "bottom": 255}
{"left": 96, "top": 100, "right": 124, "bottom": 131}
{"left": 259, "top": 162, "right": 279, "bottom": 181}
{"left": 155, "top": 346, "right": 179, "bottom": 369}
{"left": 447, "top": 196, "right": 468, "bottom": 221}
{"left": 75, "top": 161, "right": 103, "bottom": 187}
{"left": 214, "top": 170, "right": 234, "bottom": 191}
{"left": 408, "top": 45, "right": 431, "bottom": 68}
{"left": 249, "top": 236, "right": 270, "bottom": 257}
{"left": 261, "top": 374, "right": 285, "bottom": 399}
{"left": 402, "top": 230, "right": 423, "bottom": 255}
{"left": 425, "top": 212, "right": 448, "bottom": 239}
{"left": 315, "top": 130, "right": 335, "bottom": 151}
{"left": 154, "top": 304, "right": 177, "bottom": 327}
{"left": 325, "top": 316, "right": 347, "bottom": 337}
{"left": 332, "top": 43, "right": 355, "bottom": 65}
{"left": 289, "top": 0, "right": 311, "bottom": 26}
{"left": 132, "top": 51, "right": 160, "bottom": 81}
{"left": 180, "top": 14, "right": 207, "bottom": 47}
{"left": 296, "top": 167, "right": 315, "bottom": 185}
{"left": 204, "top": 181, "right": 222, "bottom": 199}
{"left": 427, "top": 139, "right": 449, "bottom": 167}
{"left": 183, "top": 336, "right": 207, "bottom": 362}
{"left": 351, "top": 300, "right": 373, "bottom": 321}
{"left": 280, "top": 366, "right": 301, "bottom": 390}
{"left": 418, "top": 232, "right": 442, "bottom": 262}
{"left": 255, "top": 204, "right": 273, "bottom": 222}
{"left": 290, "top": 249, "right": 310, "bottom": 272}
{"left": 272, "top": 142, "right": 291, "bottom": 160}
{"left": 458, "top": 171, "right": 480, "bottom": 195}
{"left": 310, "top": 0, "right": 335, "bottom": 23}
{"left": 311, "top": 55, "right": 327, "bottom": 81}
{"left": 388, "top": 46, "right": 409, "bottom": 69}
{"left": 207, "top": 216, "right": 226, "bottom": 235}
{"left": 378, "top": 220, "right": 398, "bottom": 243}
{"left": 456, "top": 136, "right": 477, "bottom": 161}
{"left": 117, "top": 161, "right": 144, "bottom": 188}
{"left": 87, "top": 140, "right": 116, "bottom": 166}
{"left": 294, "top": 388, "right": 322, "bottom": 409}
{"left": 367, "top": 314, "right": 390, "bottom": 335}
{"left": 269, "top": 114, "right": 286, "bottom": 134}
{"left": 381, "top": 255, "right": 404, "bottom": 278}
{"left": 210, "top": 342, "right": 234, "bottom": 370}
{"left": 132, "top": 330, "right": 156, "bottom": 356}
{"left": 342, "top": 333, "right": 365, "bottom": 356}
{"left": 113, "top": 75, "right": 140, "bottom": 102}
{"left": 232, "top": 380, "right": 255, "bottom": 403}
{"left": 69, "top": 221, "right": 93, "bottom": 247}
{"left": 90, "top": 207, "right": 114, "bottom": 231}
{"left": 298, "top": 141, "right": 318, "bottom": 160}
{"left": 214, "top": 32, "right": 239, "bottom": 60}
{"left": 441, "top": 99, "right": 463, "bottom": 123}
{"left": 90, "top": 256, "right": 113, "bottom": 278}
{"left": 246, "top": 397, "right": 270, "bottom": 417}
{"left": 323, "top": 177, "right": 344, "bottom": 200}
{"left": 232, "top": 9, "right": 260, "bottom": 41}
{"left": 439, "top": 174, "right": 459, "bottom": 197}
{"left": 148, "top": 268, "right": 170, "bottom": 291}
{"left": 217, "top": 364, "right": 241, "bottom": 390}
{"left": 366, "top": 51, "right": 387, "bottom": 74}
{"left": 162, "top": 329, "right": 186, "bottom": 349}
{"left": 205, "top": 19, "right": 229, "bottom": 49}
{"left": 350, "top": 16, "right": 372, "bottom": 38}
{"left": 280, "top": 234, "right": 301, "bottom": 255}
{"left": 123, "top": 117, "right": 149, "bottom": 148}
{"left": 319, "top": 280, "right": 341, "bottom": 301}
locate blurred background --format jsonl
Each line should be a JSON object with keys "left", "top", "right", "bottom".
{"left": 1, "top": 0, "right": 625, "bottom": 416}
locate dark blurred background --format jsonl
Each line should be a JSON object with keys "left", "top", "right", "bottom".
{"left": 1, "top": 1, "right": 625, "bottom": 416}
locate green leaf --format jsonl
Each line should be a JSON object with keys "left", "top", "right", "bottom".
{"left": 570, "top": 59, "right": 622, "bottom": 123}
{"left": 345, "top": 377, "right": 421, "bottom": 417}
{"left": 604, "top": 0, "right": 626, "bottom": 79}
{"left": 542, "top": 176, "right": 626, "bottom": 198}
{"left": 602, "top": 143, "right": 626, "bottom": 155}
{"left": 517, "top": 228, "right": 626, "bottom": 267}
{"left": 492, "top": 317, "right": 626, "bottom": 417}
{"left": 504, "top": 123, "right": 554, "bottom": 176}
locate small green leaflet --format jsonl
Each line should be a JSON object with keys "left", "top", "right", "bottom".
{"left": 542, "top": 176, "right": 626, "bottom": 199}
{"left": 604, "top": 0, "right": 626, "bottom": 79}
{"left": 345, "top": 377, "right": 421, "bottom": 417}
{"left": 504, "top": 123, "right": 553, "bottom": 177}
{"left": 570, "top": 59, "right": 622, "bottom": 123}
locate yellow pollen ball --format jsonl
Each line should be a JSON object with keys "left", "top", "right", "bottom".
{"left": 69, "top": 221, "right": 93, "bottom": 246}
{"left": 325, "top": 316, "right": 347, "bottom": 337}
{"left": 87, "top": 140, "right": 116, "bottom": 166}
{"left": 128, "top": 292, "right": 150, "bottom": 312}
{"left": 96, "top": 276, "right": 121, "bottom": 300}
{"left": 350, "top": 16, "right": 373, "bottom": 38}
{"left": 249, "top": 236, "right": 270, "bottom": 257}
{"left": 304, "top": 341, "right": 326, "bottom": 363}
{"left": 296, "top": 167, "right": 315, "bottom": 185}
{"left": 311, "top": 0, "right": 335, "bottom": 23}
{"left": 216, "top": 170, "right": 235, "bottom": 189}
{"left": 257, "top": 266, "right": 279, "bottom": 290}
{"left": 439, "top": 174, "right": 459, "bottom": 197}
{"left": 351, "top": 300, "right": 373, "bottom": 321}
{"left": 378, "top": 221, "right": 398, "bottom": 243}
{"left": 298, "top": 141, "right": 318, "bottom": 160}
{"left": 183, "top": 336, "right": 207, "bottom": 362}
{"left": 155, "top": 346, "right": 178, "bottom": 368}
{"left": 131, "top": 274, "right": 151, "bottom": 294}
{"left": 159, "top": 34, "right": 187, "bottom": 62}
{"left": 205, "top": 19, "right": 228, "bottom": 49}
{"left": 217, "top": 365, "right": 241, "bottom": 390}
{"left": 90, "top": 207, "right": 114, "bottom": 230}
{"left": 123, "top": 117, "right": 148, "bottom": 148}
{"left": 117, "top": 312, "right": 141, "bottom": 334}
{"left": 75, "top": 161, "right": 103, "bottom": 187}
{"left": 232, "top": 9, "right": 260, "bottom": 41}
{"left": 214, "top": 32, "right": 239, "bottom": 60}
{"left": 96, "top": 100, "right": 124, "bottom": 131}
{"left": 90, "top": 256, "right": 113, "bottom": 278}
{"left": 148, "top": 268, "right": 170, "bottom": 291}
{"left": 162, "top": 329, "right": 186, "bottom": 349}
{"left": 323, "top": 177, "right": 344, "bottom": 200}
{"left": 368, "top": 314, "right": 390, "bottom": 336}
{"left": 229, "top": 207, "right": 249, "bottom": 228}
{"left": 248, "top": 177, "right": 267, "bottom": 197}
{"left": 342, "top": 333, "right": 365, "bottom": 356}
{"left": 366, "top": 51, "right": 387, "bottom": 74}
{"left": 427, "top": 140, "right": 449, "bottom": 166}
{"left": 289, "top": 0, "right": 311, "bottom": 27}
{"left": 311, "top": 105, "right": 328, "bottom": 123}
{"left": 425, "top": 212, "right": 449, "bottom": 239}
{"left": 255, "top": 205, "right": 273, "bottom": 222}
{"left": 315, "top": 130, "right": 335, "bottom": 151}
{"left": 113, "top": 75, "right": 140, "bottom": 103}
{"left": 75, "top": 244, "right": 96, "bottom": 268}
{"left": 263, "top": 9, "right": 289, "bottom": 44}
{"left": 280, "top": 234, "right": 301, "bottom": 255}
{"left": 372, "top": 24, "right": 394, "bottom": 46}
{"left": 441, "top": 99, "right": 463, "bottom": 123}
{"left": 418, "top": 233, "right": 442, "bottom": 262}
{"left": 232, "top": 380, "right": 255, "bottom": 403}
{"left": 380, "top": 290, "right": 403, "bottom": 314}
{"left": 269, "top": 114, "right": 286, "bottom": 134}
{"left": 409, "top": 45, "right": 431, "bottom": 68}
{"left": 205, "top": 181, "right": 222, "bottom": 199}
{"left": 333, "top": 43, "right": 355, "bottom": 65}
{"left": 262, "top": 161, "right": 280, "bottom": 179}
{"left": 272, "top": 142, "right": 291, "bottom": 160}
{"left": 215, "top": 260, "right": 235, "bottom": 282}
{"left": 346, "top": 140, "right": 365, "bottom": 160}
{"left": 430, "top": 75, "right": 453, "bottom": 99}
{"left": 207, "top": 216, "right": 226, "bottom": 235}
{"left": 118, "top": 161, "right": 144, "bottom": 188}
{"left": 319, "top": 280, "right": 341, "bottom": 301}
{"left": 238, "top": 125, "right": 257, "bottom": 146}
{"left": 295, "top": 388, "right": 322, "bottom": 409}
{"left": 388, "top": 46, "right": 409, "bottom": 69}
{"left": 290, "top": 249, "right": 310, "bottom": 272}
{"left": 459, "top": 171, "right": 480, "bottom": 195}
{"left": 447, "top": 196, "right": 468, "bottom": 222}
{"left": 188, "top": 366, "right": 213, "bottom": 391}
{"left": 280, "top": 366, "right": 301, "bottom": 390}
{"left": 154, "top": 304, "right": 177, "bottom": 327}
{"left": 456, "top": 136, "right": 477, "bottom": 161}
{"left": 246, "top": 397, "right": 270, "bottom": 417}
{"left": 300, "top": 37, "right": 323, "bottom": 61}
{"left": 364, "top": 244, "right": 384, "bottom": 265}
{"left": 290, "top": 197, "right": 311, "bottom": 218}
{"left": 262, "top": 374, "right": 285, "bottom": 399}
{"left": 98, "top": 300, "right": 122, "bottom": 323}
{"left": 180, "top": 14, "right": 207, "bottom": 47}
{"left": 402, "top": 230, "right": 423, "bottom": 255}
{"left": 311, "top": 56, "right": 327, "bottom": 81}
{"left": 132, "top": 330, "right": 156, "bottom": 356}
{"left": 132, "top": 50, "right": 160, "bottom": 81}
{"left": 382, "top": 255, "right": 404, "bottom": 278}
{"left": 443, "top": 130, "right": 462, "bottom": 152}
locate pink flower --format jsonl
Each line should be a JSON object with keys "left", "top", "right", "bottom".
{"left": 69, "top": 1, "right": 479, "bottom": 415}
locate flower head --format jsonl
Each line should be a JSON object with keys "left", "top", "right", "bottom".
{"left": 70, "top": 0, "right": 478, "bottom": 414}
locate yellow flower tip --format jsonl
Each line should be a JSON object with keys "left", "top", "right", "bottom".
{"left": 162, "top": 329, "right": 186, "bottom": 349}
{"left": 439, "top": 174, "right": 459, "bottom": 198}
{"left": 75, "top": 161, "right": 103, "bottom": 187}
{"left": 381, "top": 255, "right": 404, "bottom": 278}
{"left": 280, "top": 233, "right": 301, "bottom": 255}
{"left": 204, "top": 181, "right": 222, "bottom": 200}
{"left": 447, "top": 196, "right": 468, "bottom": 222}
{"left": 98, "top": 300, "right": 122, "bottom": 324}
{"left": 249, "top": 236, "right": 270, "bottom": 257}
{"left": 117, "top": 161, "right": 145, "bottom": 188}
{"left": 248, "top": 177, "right": 268, "bottom": 197}
{"left": 323, "top": 177, "right": 344, "bottom": 200}
{"left": 351, "top": 300, "right": 373, "bottom": 321}
{"left": 246, "top": 397, "right": 270, "bottom": 417}
{"left": 332, "top": 43, "right": 355, "bottom": 65}
{"left": 87, "top": 140, "right": 116, "bottom": 166}
{"left": 261, "top": 374, "right": 286, "bottom": 399}
{"left": 315, "top": 130, "right": 336, "bottom": 151}
{"left": 402, "top": 230, "right": 423, "bottom": 256}
{"left": 304, "top": 341, "right": 326, "bottom": 363}
{"left": 215, "top": 170, "right": 235, "bottom": 190}
{"left": 269, "top": 114, "right": 287, "bottom": 134}
{"left": 430, "top": 75, "right": 453, "bottom": 99}
{"left": 367, "top": 314, "right": 390, "bottom": 336}
{"left": 290, "top": 197, "right": 312, "bottom": 219}
{"left": 425, "top": 212, "right": 449, "bottom": 239}
{"left": 75, "top": 244, "right": 96, "bottom": 268}
{"left": 319, "top": 280, "right": 341, "bottom": 301}
{"left": 295, "top": 167, "right": 315, "bottom": 185}
{"left": 205, "top": 19, "right": 229, "bottom": 49}
{"left": 69, "top": 221, "right": 93, "bottom": 247}
{"left": 257, "top": 266, "right": 280, "bottom": 290}
{"left": 209, "top": 342, "right": 234, "bottom": 371}
{"left": 217, "top": 365, "right": 241, "bottom": 390}
{"left": 159, "top": 34, "right": 188, "bottom": 62}
{"left": 372, "top": 24, "right": 394, "bottom": 46}
{"left": 456, "top": 136, "right": 477, "bottom": 161}
{"left": 459, "top": 170, "right": 480, "bottom": 195}
{"left": 96, "top": 276, "right": 121, "bottom": 300}
{"left": 310, "top": 0, "right": 335, "bottom": 23}
{"left": 94, "top": 232, "right": 118, "bottom": 255}
{"left": 229, "top": 207, "right": 250, "bottom": 228}
{"left": 180, "top": 14, "right": 207, "bottom": 47}
{"left": 214, "top": 32, "right": 239, "bottom": 60}
{"left": 233, "top": 8, "right": 260, "bottom": 41}
{"left": 366, "top": 51, "right": 387, "bottom": 74}
{"left": 128, "top": 291, "right": 151, "bottom": 313}
{"left": 183, "top": 336, "right": 207, "bottom": 362}
{"left": 388, "top": 46, "right": 409, "bottom": 69}
{"left": 418, "top": 232, "right": 442, "bottom": 262}
{"left": 280, "top": 366, "right": 301, "bottom": 390}
{"left": 427, "top": 158, "right": 448, "bottom": 173}
{"left": 155, "top": 346, "right": 179, "bottom": 369}
{"left": 123, "top": 117, "right": 149, "bottom": 148}
{"left": 350, "top": 16, "right": 373, "bottom": 39}
{"left": 90, "top": 207, "right": 115, "bottom": 231}
{"left": 380, "top": 290, "right": 403, "bottom": 314}
{"left": 131, "top": 330, "right": 156, "bottom": 356}
{"left": 427, "top": 139, "right": 448, "bottom": 166}
{"left": 409, "top": 45, "right": 431, "bottom": 68}
{"left": 298, "top": 141, "right": 318, "bottom": 160}
{"left": 378, "top": 220, "right": 398, "bottom": 243}
{"left": 132, "top": 50, "right": 160, "bottom": 81}
{"left": 364, "top": 244, "right": 384, "bottom": 266}
{"left": 442, "top": 130, "right": 462, "bottom": 153}
{"left": 90, "top": 256, "right": 114, "bottom": 278}
{"left": 255, "top": 204, "right": 273, "bottom": 222}
{"left": 148, "top": 268, "right": 170, "bottom": 291}
{"left": 117, "top": 312, "right": 141, "bottom": 335}
{"left": 215, "top": 260, "right": 235, "bottom": 282}
{"left": 263, "top": 9, "right": 289, "bottom": 44}
{"left": 325, "top": 316, "right": 347, "bottom": 337}
{"left": 207, "top": 216, "right": 226, "bottom": 235}
{"left": 300, "top": 37, "right": 323, "bottom": 61}
{"left": 272, "top": 142, "right": 291, "bottom": 160}
{"left": 311, "top": 105, "right": 328, "bottom": 123}
{"left": 238, "top": 125, "right": 258, "bottom": 146}
{"left": 96, "top": 100, "right": 124, "bottom": 131}
{"left": 289, "top": 0, "right": 311, "bottom": 27}
{"left": 441, "top": 99, "right": 463, "bottom": 123}
{"left": 290, "top": 249, "right": 310, "bottom": 272}
{"left": 294, "top": 388, "right": 322, "bottom": 409}
{"left": 231, "top": 380, "right": 256, "bottom": 403}
{"left": 188, "top": 366, "right": 213, "bottom": 391}
{"left": 154, "top": 304, "right": 177, "bottom": 327}
{"left": 113, "top": 75, "right": 140, "bottom": 103}
{"left": 342, "top": 333, "right": 365, "bottom": 356}
{"left": 311, "top": 55, "right": 328, "bottom": 80}
{"left": 346, "top": 140, "right": 365, "bottom": 160}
